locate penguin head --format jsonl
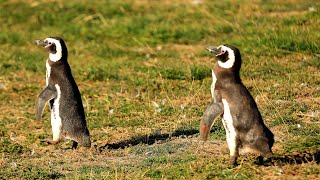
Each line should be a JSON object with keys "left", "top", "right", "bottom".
{"left": 207, "top": 44, "right": 241, "bottom": 70}
{"left": 34, "top": 37, "right": 68, "bottom": 62}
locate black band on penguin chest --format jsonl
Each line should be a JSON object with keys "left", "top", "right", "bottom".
{"left": 48, "top": 61, "right": 73, "bottom": 84}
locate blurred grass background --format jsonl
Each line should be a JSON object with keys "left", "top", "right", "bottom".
{"left": 0, "top": 0, "right": 319, "bottom": 179}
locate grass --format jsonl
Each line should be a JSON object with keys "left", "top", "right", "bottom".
{"left": 1, "top": 0, "right": 320, "bottom": 179}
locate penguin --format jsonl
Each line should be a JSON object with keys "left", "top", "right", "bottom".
{"left": 34, "top": 37, "right": 91, "bottom": 149}
{"left": 199, "top": 44, "right": 274, "bottom": 165}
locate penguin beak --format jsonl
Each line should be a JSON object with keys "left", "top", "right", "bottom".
{"left": 207, "top": 46, "right": 222, "bottom": 56}
{"left": 34, "top": 40, "right": 48, "bottom": 47}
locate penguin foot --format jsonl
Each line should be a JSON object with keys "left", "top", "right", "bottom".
{"left": 229, "top": 156, "right": 238, "bottom": 166}
{"left": 72, "top": 141, "right": 78, "bottom": 149}
{"left": 255, "top": 156, "right": 274, "bottom": 166}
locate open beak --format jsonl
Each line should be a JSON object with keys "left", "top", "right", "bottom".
{"left": 207, "top": 46, "right": 222, "bottom": 56}
{"left": 34, "top": 40, "right": 48, "bottom": 48}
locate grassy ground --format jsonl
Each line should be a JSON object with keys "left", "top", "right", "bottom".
{"left": 0, "top": 0, "right": 319, "bottom": 179}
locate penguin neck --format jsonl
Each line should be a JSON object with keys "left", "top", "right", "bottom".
{"left": 48, "top": 49, "right": 68, "bottom": 63}
{"left": 214, "top": 65, "right": 241, "bottom": 83}
{"left": 49, "top": 51, "right": 62, "bottom": 62}
{"left": 47, "top": 57, "right": 70, "bottom": 74}
{"left": 47, "top": 56, "right": 67, "bottom": 65}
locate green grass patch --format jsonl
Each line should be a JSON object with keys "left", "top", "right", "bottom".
{"left": 0, "top": 137, "right": 28, "bottom": 154}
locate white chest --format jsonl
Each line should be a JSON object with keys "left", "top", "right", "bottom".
{"left": 51, "top": 84, "right": 62, "bottom": 138}
{"left": 46, "top": 61, "right": 51, "bottom": 86}
{"left": 222, "top": 99, "right": 238, "bottom": 156}
{"left": 221, "top": 99, "right": 236, "bottom": 136}
{"left": 211, "top": 70, "right": 217, "bottom": 99}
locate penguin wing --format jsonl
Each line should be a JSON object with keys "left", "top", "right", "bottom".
{"left": 35, "top": 84, "right": 57, "bottom": 120}
{"left": 203, "top": 101, "right": 224, "bottom": 124}
{"left": 200, "top": 101, "right": 224, "bottom": 141}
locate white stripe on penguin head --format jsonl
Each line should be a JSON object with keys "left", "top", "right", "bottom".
{"left": 45, "top": 38, "right": 62, "bottom": 62}
{"left": 217, "top": 45, "right": 235, "bottom": 69}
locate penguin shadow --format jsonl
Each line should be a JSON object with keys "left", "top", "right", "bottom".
{"left": 265, "top": 151, "right": 320, "bottom": 166}
{"left": 97, "top": 128, "right": 199, "bottom": 152}
{"left": 96, "top": 128, "right": 320, "bottom": 167}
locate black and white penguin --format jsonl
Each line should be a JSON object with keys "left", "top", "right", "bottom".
{"left": 34, "top": 37, "right": 91, "bottom": 149}
{"left": 200, "top": 44, "right": 274, "bottom": 165}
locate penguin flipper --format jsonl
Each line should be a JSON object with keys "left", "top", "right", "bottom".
{"left": 200, "top": 101, "right": 224, "bottom": 141}
{"left": 36, "top": 85, "right": 57, "bottom": 120}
